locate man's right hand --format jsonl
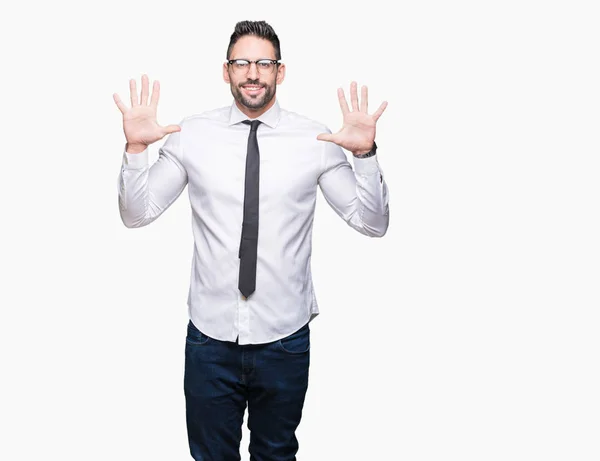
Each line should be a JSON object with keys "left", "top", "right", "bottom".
{"left": 113, "top": 74, "right": 181, "bottom": 154}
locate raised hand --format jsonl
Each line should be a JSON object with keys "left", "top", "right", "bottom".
{"left": 113, "top": 74, "right": 181, "bottom": 153}
{"left": 317, "top": 81, "right": 387, "bottom": 156}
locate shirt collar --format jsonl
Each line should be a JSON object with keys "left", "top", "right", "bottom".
{"left": 228, "top": 99, "right": 281, "bottom": 129}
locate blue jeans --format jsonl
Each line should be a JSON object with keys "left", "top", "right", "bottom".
{"left": 184, "top": 320, "right": 310, "bottom": 461}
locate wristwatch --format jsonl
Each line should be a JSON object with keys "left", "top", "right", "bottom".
{"left": 354, "top": 141, "right": 377, "bottom": 158}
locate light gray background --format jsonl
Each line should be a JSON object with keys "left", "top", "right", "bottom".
{"left": 1, "top": 0, "right": 599, "bottom": 460}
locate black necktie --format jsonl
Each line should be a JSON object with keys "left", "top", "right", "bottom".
{"left": 239, "top": 119, "right": 262, "bottom": 299}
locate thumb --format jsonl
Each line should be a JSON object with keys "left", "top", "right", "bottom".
{"left": 163, "top": 124, "right": 181, "bottom": 135}
{"left": 317, "top": 132, "right": 336, "bottom": 142}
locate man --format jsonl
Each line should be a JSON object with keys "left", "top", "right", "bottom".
{"left": 114, "top": 20, "right": 389, "bottom": 461}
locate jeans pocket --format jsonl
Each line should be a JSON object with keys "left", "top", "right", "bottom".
{"left": 277, "top": 324, "right": 310, "bottom": 354}
{"left": 186, "top": 320, "right": 211, "bottom": 346}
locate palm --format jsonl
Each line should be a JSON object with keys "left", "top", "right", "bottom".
{"left": 113, "top": 74, "right": 181, "bottom": 148}
{"left": 334, "top": 111, "right": 377, "bottom": 153}
{"left": 123, "top": 105, "right": 165, "bottom": 146}
{"left": 317, "top": 82, "right": 387, "bottom": 155}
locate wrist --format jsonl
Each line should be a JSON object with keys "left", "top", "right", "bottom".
{"left": 125, "top": 142, "right": 148, "bottom": 154}
{"left": 352, "top": 141, "right": 377, "bottom": 158}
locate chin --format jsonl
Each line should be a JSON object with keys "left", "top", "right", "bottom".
{"left": 241, "top": 93, "right": 274, "bottom": 111}
{"left": 243, "top": 99, "right": 267, "bottom": 110}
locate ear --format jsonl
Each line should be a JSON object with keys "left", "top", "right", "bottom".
{"left": 223, "top": 62, "right": 231, "bottom": 84}
{"left": 276, "top": 63, "right": 286, "bottom": 85}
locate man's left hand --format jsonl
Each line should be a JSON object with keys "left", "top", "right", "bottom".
{"left": 317, "top": 81, "right": 388, "bottom": 156}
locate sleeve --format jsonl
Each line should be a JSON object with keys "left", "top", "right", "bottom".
{"left": 117, "top": 124, "right": 188, "bottom": 228}
{"left": 317, "top": 133, "right": 390, "bottom": 237}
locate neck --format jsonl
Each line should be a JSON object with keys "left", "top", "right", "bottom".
{"left": 235, "top": 97, "right": 276, "bottom": 119}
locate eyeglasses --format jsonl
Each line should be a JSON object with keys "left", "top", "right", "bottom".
{"left": 227, "top": 59, "right": 281, "bottom": 75}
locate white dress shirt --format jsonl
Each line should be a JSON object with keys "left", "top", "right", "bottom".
{"left": 118, "top": 100, "right": 389, "bottom": 344}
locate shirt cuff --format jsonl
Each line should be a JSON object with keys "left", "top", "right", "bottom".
{"left": 352, "top": 154, "right": 380, "bottom": 176}
{"left": 122, "top": 149, "right": 149, "bottom": 169}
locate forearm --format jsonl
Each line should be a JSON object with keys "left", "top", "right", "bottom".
{"left": 349, "top": 155, "right": 389, "bottom": 237}
{"left": 118, "top": 147, "right": 187, "bottom": 228}
{"left": 118, "top": 150, "right": 152, "bottom": 227}
{"left": 319, "top": 146, "right": 390, "bottom": 238}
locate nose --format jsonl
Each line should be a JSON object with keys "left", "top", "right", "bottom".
{"left": 247, "top": 62, "right": 259, "bottom": 79}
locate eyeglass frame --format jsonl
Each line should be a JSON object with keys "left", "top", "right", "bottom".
{"left": 226, "top": 59, "right": 282, "bottom": 74}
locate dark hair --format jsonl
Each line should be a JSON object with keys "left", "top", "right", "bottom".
{"left": 226, "top": 20, "right": 281, "bottom": 60}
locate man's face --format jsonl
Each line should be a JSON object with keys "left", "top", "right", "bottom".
{"left": 223, "top": 36, "right": 285, "bottom": 114}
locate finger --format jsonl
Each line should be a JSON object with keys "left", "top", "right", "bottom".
{"left": 113, "top": 93, "right": 127, "bottom": 114}
{"left": 360, "top": 85, "right": 368, "bottom": 113}
{"left": 140, "top": 74, "right": 149, "bottom": 105}
{"left": 350, "top": 81, "right": 359, "bottom": 111}
{"left": 150, "top": 80, "right": 160, "bottom": 108}
{"left": 317, "top": 132, "right": 336, "bottom": 142}
{"left": 163, "top": 124, "right": 181, "bottom": 135}
{"left": 372, "top": 101, "right": 388, "bottom": 121}
{"left": 337, "top": 88, "right": 350, "bottom": 116}
{"left": 129, "top": 79, "right": 139, "bottom": 106}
